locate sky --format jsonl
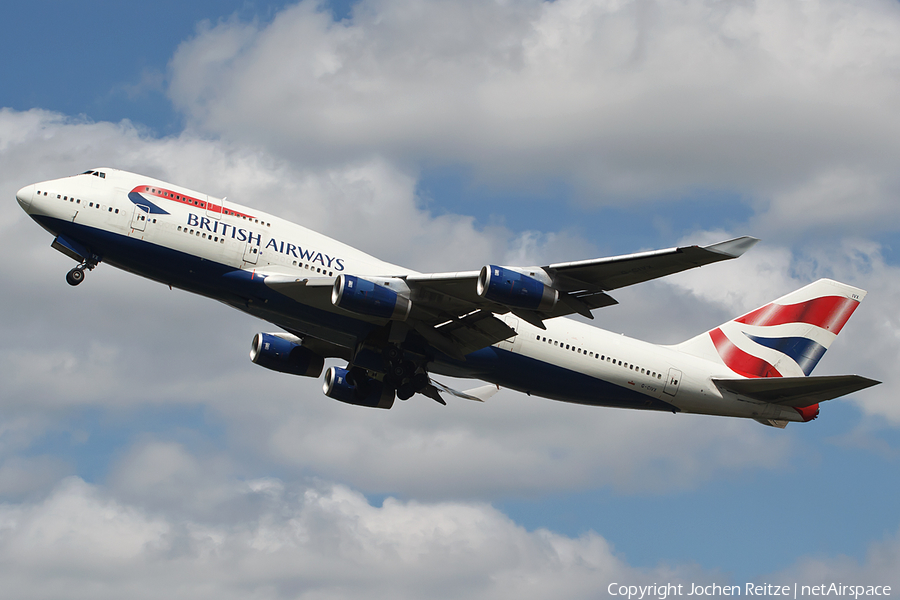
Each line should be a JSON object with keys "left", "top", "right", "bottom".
{"left": 2, "top": 0, "right": 900, "bottom": 597}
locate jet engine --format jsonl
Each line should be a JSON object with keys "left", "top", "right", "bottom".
{"left": 322, "top": 366, "right": 395, "bottom": 409}
{"left": 477, "top": 265, "right": 558, "bottom": 311}
{"left": 332, "top": 275, "right": 412, "bottom": 320}
{"left": 250, "top": 333, "right": 324, "bottom": 377}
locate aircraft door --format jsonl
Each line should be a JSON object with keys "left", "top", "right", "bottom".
{"left": 206, "top": 194, "right": 222, "bottom": 220}
{"left": 131, "top": 205, "right": 148, "bottom": 231}
{"left": 497, "top": 315, "right": 519, "bottom": 351}
{"left": 664, "top": 368, "right": 682, "bottom": 396}
{"left": 243, "top": 240, "right": 260, "bottom": 264}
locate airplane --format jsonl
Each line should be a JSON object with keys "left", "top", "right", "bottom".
{"left": 15, "top": 168, "right": 880, "bottom": 427}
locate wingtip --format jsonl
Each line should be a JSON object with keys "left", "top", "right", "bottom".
{"left": 856, "top": 376, "right": 882, "bottom": 389}
{"left": 704, "top": 236, "right": 760, "bottom": 258}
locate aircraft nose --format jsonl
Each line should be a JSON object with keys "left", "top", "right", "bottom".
{"left": 16, "top": 184, "right": 35, "bottom": 210}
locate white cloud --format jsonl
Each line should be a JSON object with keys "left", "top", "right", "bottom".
{"left": 772, "top": 531, "right": 900, "bottom": 591}
{"left": 249, "top": 386, "right": 792, "bottom": 497}
{"left": 760, "top": 169, "right": 900, "bottom": 238}
{"left": 0, "top": 456, "right": 70, "bottom": 499}
{"left": 0, "top": 472, "right": 897, "bottom": 599}
{"left": 107, "top": 440, "right": 242, "bottom": 519}
{"left": 168, "top": 0, "right": 900, "bottom": 219}
{"left": 0, "top": 476, "right": 646, "bottom": 600}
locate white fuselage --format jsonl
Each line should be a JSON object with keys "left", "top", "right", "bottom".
{"left": 16, "top": 169, "right": 808, "bottom": 423}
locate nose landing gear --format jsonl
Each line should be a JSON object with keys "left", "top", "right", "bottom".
{"left": 65, "top": 259, "right": 97, "bottom": 287}
{"left": 66, "top": 267, "right": 85, "bottom": 286}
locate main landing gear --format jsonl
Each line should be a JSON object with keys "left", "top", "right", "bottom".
{"left": 65, "top": 260, "right": 97, "bottom": 287}
{"left": 382, "top": 344, "right": 430, "bottom": 401}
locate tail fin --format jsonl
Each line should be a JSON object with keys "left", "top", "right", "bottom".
{"left": 675, "top": 279, "right": 866, "bottom": 378}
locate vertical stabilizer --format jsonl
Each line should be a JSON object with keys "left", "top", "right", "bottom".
{"left": 674, "top": 279, "right": 865, "bottom": 378}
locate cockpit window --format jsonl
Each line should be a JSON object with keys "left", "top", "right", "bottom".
{"left": 81, "top": 170, "right": 106, "bottom": 178}
{"left": 82, "top": 170, "right": 94, "bottom": 175}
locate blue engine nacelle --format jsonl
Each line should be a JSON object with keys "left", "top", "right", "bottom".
{"left": 332, "top": 275, "right": 412, "bottom": 321}
{"left": 477, "top": 265, "right": 558, "bottom": 311}
{"left": 322, "top": 366, "right": 395, "bottom": 409}
{"left": 250, "top": 333, "right": 324, "bottom": 377}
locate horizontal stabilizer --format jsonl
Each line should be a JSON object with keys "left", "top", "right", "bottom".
{"left": 460, "top": 383, "right": 502, "bottom": 401}
{"left": 428, "top": 379, "right": 501, "bottom": 402}
{"left": 712, "top": 375, "right": 880, "bottom": 408}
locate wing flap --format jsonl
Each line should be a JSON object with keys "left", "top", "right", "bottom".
{"left": 410, "top": 311, "right": 514, "bottom": 360}
{"left": 436, "top": 310, "right": 516, "bottom": 355}
{"left": 712, "top": 375, "right": 880, "bottom": 408}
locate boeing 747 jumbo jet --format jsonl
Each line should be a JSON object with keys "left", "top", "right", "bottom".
{"left": 16, "top": 169, "right": 879, "bottom": 427}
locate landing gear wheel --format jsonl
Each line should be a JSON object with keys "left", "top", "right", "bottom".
{"left": 396, "top": 372, "right": 429, "bottom": 401}
{"left": 66, "top": 267, "right": 85, "bottom": 286}
{"left": 390, "top": 362, "right": 407, "bottom": 380}
{"left": 397, "top": 383, "right": 415, "bottom": 401}
{"left": 400, "top": 360, "right": 416, "bottom": 378}
{"left": 383, "top": 345, "right": 403, "bottom": 365}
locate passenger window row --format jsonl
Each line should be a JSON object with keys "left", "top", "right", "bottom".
{"left": 291, "top": 260, "right": 334, "bottom": 277}
{"left": 536, "top": 334, "right": 663, "bottom": 380}
{"left": 177, "top": 226, "right": 226, "bottom": 244}
{"left": 42, "top": 190, "right": 120, "bottom": 214}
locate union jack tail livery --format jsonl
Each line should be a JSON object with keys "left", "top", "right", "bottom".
{"left": 676, "top": 279, "right": 865, "bottom": 378}
{"left": 676, "top": 279, "right": 876, "bottom": 427}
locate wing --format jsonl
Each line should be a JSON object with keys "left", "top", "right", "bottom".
{"left": 406, "top": 236, "right": 758, "bottom": 327}
{"left": 261, "top": 236, "right": 757, "bottom": 358}
{"left": 546, "top": 236, "right": 760, "bottom": 292}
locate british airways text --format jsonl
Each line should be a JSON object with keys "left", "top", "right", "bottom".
{"left": 186, "top": 213, "right": 345, "bottom": 270}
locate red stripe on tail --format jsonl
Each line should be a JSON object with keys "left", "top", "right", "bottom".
{"left": 709, "top": 328, "right": 782, "bottom": 378}
{"left": 735, "top": 296, "right": 859, "bottom": 334}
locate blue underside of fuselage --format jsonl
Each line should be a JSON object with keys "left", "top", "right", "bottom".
{"left": 34, "top": 215, "right": 374, "bottom": 344}
{"left": 34, "top": 215, "right": 678, "bottom": 413}
{"left": 435, "top": 346, "right": 678, "bottom": 412}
